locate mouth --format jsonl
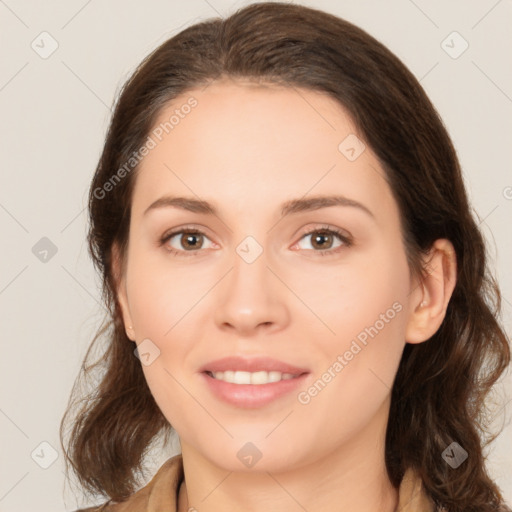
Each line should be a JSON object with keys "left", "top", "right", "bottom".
{"left": 204, "top": 369, "right": 307, "bottom": 385}
{"left": 200, "top": 370, "right": 310, "bottom": 408}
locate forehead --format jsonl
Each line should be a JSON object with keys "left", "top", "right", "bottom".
{"left": 130, "top": 79, "right": 396, "bottom": 225}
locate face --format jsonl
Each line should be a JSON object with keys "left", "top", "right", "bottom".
{"left": 116, "top": 78, "right": 425, "bottom": 472}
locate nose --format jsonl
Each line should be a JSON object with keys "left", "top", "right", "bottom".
{"left": 214, "top": 244, "right": 289, "bottom": 336}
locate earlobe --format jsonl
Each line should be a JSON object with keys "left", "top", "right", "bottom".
{"left": 111, "top": 242, "right": 135, "bottom": 341}
{"left": 405, "top": 239, "right": 457, "bottom": 344}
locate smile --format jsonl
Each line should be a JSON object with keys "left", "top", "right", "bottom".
{"left": 206, "top": 370, "right": 300, "bottom": 385}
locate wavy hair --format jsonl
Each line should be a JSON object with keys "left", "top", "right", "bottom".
{"left": 60, "top": 3, "right": 511, "bottom": 510}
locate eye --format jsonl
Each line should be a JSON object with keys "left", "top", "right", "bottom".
{"left": 160, "top": 226, "right": 215, "bottom": 257}
{"left": 159, "top": 224, "right": 352, "bottom": 257}
{"left": 294, "top": 226, "right": 352, "bottom": 256}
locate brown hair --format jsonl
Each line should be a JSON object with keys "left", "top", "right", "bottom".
{"left": 60, "top": 2, "right": 511, "bottom": 510}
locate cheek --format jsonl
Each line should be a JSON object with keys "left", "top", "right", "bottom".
{"left": 307, "top": 243, "right": 410, "bottom": 398}
{"left": 294, "top": 241, "right": 410, "bottom": 347}
{"left": 124, "top": 251, "right": 209, "bottom": 423}
{"left": 125, "top": 247, "right": 210, "bottom": 337}
{"left": 294, "top": 261, "right": 408, "bottom": 446}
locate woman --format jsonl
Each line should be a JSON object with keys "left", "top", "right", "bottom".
{"left": 61, "top": 2, "right": 511, "bottom": 511}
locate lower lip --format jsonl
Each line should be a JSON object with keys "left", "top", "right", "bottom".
{"left": 200, "top": 371, "right": 309, "bottom": 408}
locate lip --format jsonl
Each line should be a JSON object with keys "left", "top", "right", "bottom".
{"left": 198, "top": 356, "right": 310, "bottom": 409}
{"left": 198, "top": 356, "right": 310, "bottom": 375}
{"left": 200, "top": 371, "right": 310, "bottom": 408}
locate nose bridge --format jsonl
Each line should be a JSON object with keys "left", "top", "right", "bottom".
{"left": 232, "top": 234, "right": 269, "bottom": 294}
{"left": 214, "top": 233, "right": 287, "bottom": 332}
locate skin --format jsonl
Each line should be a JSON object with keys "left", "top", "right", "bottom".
{"left": 114, "top": 77, "right": 457, "bottom": 512}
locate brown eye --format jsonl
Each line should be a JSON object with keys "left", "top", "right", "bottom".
{"left": 295, "top": 227, "right": 352, "bottom": 256}
{"left": 309, "top": 231, "right": 336, "bottom": 250}
{"left": 160, "top": 228, "right": 214, "bottom": 256}
{"left": 179, "top": 232, "right": 204, "bottom": 250}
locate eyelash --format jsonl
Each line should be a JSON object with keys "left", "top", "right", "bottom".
{"left": 159, "top": 224, "right": 353, "bottom": 258}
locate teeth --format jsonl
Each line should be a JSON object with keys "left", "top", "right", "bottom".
{"left": 210, "top": 370, "right": 298, "bottom": 384}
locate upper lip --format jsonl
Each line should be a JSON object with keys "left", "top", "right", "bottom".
{"left": 199, "top": 356, "right": 310, "bottom": 375}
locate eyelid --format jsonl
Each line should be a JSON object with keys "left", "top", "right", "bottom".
{"left": 296, "top": 223, "right": 352, "bottom": 242}
{"left": 160, "top": 223, "right": 212, "bottom": 241}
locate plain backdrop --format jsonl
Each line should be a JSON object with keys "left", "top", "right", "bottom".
{"left": 1, "top": 0, "right": 511, "bottom": 510}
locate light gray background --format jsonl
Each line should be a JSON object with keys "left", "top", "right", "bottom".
{"left": 1, "top": 0, "right": 511, "bottom": 510}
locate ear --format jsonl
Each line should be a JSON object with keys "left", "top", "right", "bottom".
{"left": 405, "top": 239, "right": 457, "bottom": 344}
{"left": 111, "top": 241, "right": 135, "bottom": 341}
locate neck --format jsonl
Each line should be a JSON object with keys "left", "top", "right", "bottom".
{"left": 178, "top": 467, "right": 397, "bottom": 512}
{"left": 176, "top": 400, "right": 398, "bottom": 512}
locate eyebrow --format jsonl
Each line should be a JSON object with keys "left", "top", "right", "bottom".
{"left": 143, "top": 194, "right": 375, "bottom": 219}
